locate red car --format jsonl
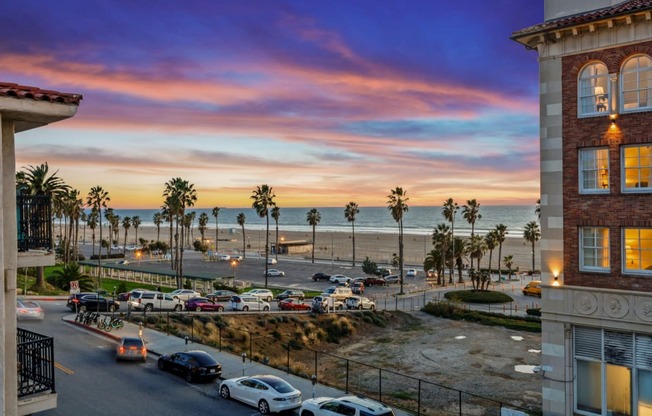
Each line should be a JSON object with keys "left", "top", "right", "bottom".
{"left": 278, "top": 299, "right": 312, "bottom": 311}
{"left": 185, "top": 297, "right": 225, "bottom": 312}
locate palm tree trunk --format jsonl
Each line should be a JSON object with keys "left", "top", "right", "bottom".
{"left": 497, "top": 244, "right": 503, "bottom": 282}
{"left": 531, "top": 240, "right": 536, "bottom": 273}
{"left": 351, "top": 222, "right": 356, "bottom": 267}
{"left": 264, "top": 215, "right": 270, "bottom": 288}
{"left": 311, "top": 225, "right": 316, "bottom": 263}
{"left": 399, "top": 220, "right": 404, "bottom": 295}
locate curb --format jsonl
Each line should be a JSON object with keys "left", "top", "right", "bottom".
{"left": 63, "top": 316, "right": 121, "bottom": 342}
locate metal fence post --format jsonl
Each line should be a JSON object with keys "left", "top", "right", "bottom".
{"left": 166, "top": 312, "right": 170, "bottom": 336}
{"left": 417, "top": 379, "right": 421, "bottom": 415}
{"left": 346, "top": 359, "right": 349, "bottom": 393}
{"left": 459, "top": 390, "right": 462, "bottom": 416}
{"left": 219, "top": 326, "right": 222, "bottom": 352}
{"left": 250, "top": 335, "right": 253, "bottom": 360}
{"left": 379, "top": 368, "right": 382, "bottom": 402}
{"left": 314, "top": 350, "right": 318, "bottom": 379}
{"left": 286, "top": 342, "right": 290, "bottom": 374}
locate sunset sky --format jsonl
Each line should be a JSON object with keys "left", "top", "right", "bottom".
{"left": 3, "top": 1, "right": 543, "bottom": 209}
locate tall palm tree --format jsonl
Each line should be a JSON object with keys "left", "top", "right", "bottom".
{"left": 432, "top": 223, "right": 451, "bottom": 285}
{"left": 110, "top": 214, "right": 120, "bottom": 249}
{"left": 424, "top": 247, "right": 445, "bottom": 286}
{"left": 163, "top": 178, "right": 197, "bottom": 288}
{"left": 452, "top": 237, "right": 469, "bottom": 284}
{"left": 484, "top": 230, "right": 498, "bottom": 280}
{"left": 442, "top": 198, "right": 458, "bottom": 283}
{"left": 503, "top": 255, "right": 515, "bottom": 280}
{"left": 132, "top": 216, "right": 141, "bottom": 246}
{"left": 153, "top": 212, "right": 163, "bottom": 242}
{"left": 344, "top": 202, "right": 360, "bottom": 267}
{"left": 86, "top": 186, "right": 110, "bottom": 283}
{"left": 198, "top": 213, "right": 209, "bottom": 245}
{"left": 122, "top": 216, "right": 131, "bottom": 254}
{"left": 251, "top": 185, "right": 276, "bottom": 288}
{"left": 387, "top": 187, "right": 409, "bottom": 295}
{"left": 495, "top": 224, "right": 508, "bottom": 281}
{"left": 271, "top": 206, "right": 280, "bottom": 260}
{"left": 462, "top": 199, "right": 482, "bottom": 273}
{"left": 237, "top": 213, "right": 246, "bottom": 258}
{"left": 16, "top": 162, "right": 70, "bottom": 289}
{"left": 306, "top": 209, "right": 321, "bottom": 263}
{"left": 161, "top": 198, "right": 177, "bottom": 269}
{"left": 523, "top": 221, "right": 541, "bottom": 273}
{"left": 468, "top": 234, "right": 486, "bottom": 279}
{"left": 212, "top": 206, "right": 220, "bottom": 253}
{"left": 66, "top": 189, "right": 84, "bottom": 262}
{"left": 87, "top": 208, "right": 98, "bottom": 258}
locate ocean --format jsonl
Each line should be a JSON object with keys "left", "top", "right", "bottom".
{"left": 105, "top": 205, "right": 537, "bottom": 239}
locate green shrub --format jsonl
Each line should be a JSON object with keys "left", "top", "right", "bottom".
{"left": 443, "top": 290, "right": 514, "bottom": 304}
{"left": 526, "top": 308, "right": 542, "bottom": 317}
{"left": 422, "top": 301, "right": 541, "bottom": 333}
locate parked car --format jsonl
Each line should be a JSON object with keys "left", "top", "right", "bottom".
{"left": 16, "top": 299, "right": 44, "bottom": 320}
{"left": 170, "top": 289, "right": 201, "bottom": 301}
{"left": 364, "top": 276, "right": 388, "bottom": 287}
{"left": 384, "top": 275, "right": 400, "bottom": 284}
{"left": 346, "top": 296, "right": 376, "bottom": 310}
{"left": 522, "top": 280, "right": 542, "bottom": 297}
{"left": 117, "top": 288, "right": 147, "bottom": 301}
{"left": 129, "top": 291, "right": 183, "bottom": 312}
{"left": 116, "top": 336, "right": 147, "bottom": 362}
{"left": 376, "top": 267, "right": 393, "bottom": 277}
{"left": 230, "top": 295, "right": 271, "bottom": 312}
{"left": 329, "top": 274, "right": 351, "bottom": 284}
{"left": 311, "top": 272, "right": 331, "bottom": 281}
{"left": 220, "top": 374, "right": 302, "bottom": 414}
{"left": 75, "top": 294, "right": 120, "bottom": 312}
{"left": 276, "top": 290, "right": 305, "bottom": 301}
{"left": 67, "top": 292, "right": 97, "bottom": 310}
{"left": 244, "top": 289, "right": 274, "bottom": 302}
{"left": 406, "top": 268, "right": 418, "bottom": 277}
{"left": 328, "top": 287, "right": 353, "bottom": 301}
{"left": 207, "top": 290, "right": 238, "bottom": 302}
{"left": 351, "top": 277, "right": 366, "bottom": 284}
{"left": 351, "top": 282, "right": 365, "bottom": 295}
{"left": 265, "top": 269, "right": 285, "bottom": 277}
{"left": 185, "top": 297, "right": 225, "bottom": 312}
{"left": 267, "top": 257, "right": 278, "bottom": 265}
{"left": 278, "top": 299, "right": 312, "bottom": 311}
{"left": 312, "top": 295, "right": 344, "bottom": 312}
{"left": 300, "top": 395, "right": 395, "bottom": 416}
{"left": 158, "top": 350, "right": 222, "bottom": 382}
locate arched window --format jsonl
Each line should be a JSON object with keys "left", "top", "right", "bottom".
{"left": 621, "top": 54, "right": 652, "bottom": 112}
{"left": 578, "top": 62, "right": 609, "bottom": 116}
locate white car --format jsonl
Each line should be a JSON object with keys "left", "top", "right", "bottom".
{"left": 406, "top": 268, "right": 417, "bottom": 277}
{"left": 312, "top": 295, "right": 344, "bottom": 312}
{"left": 219, "top": 375, "right": 302, "bottom": 414}
{"left": 169, "top": 289, "right": 201, "bottom": 301}
{"left": 266, "top": 269, "right": 285, "bottom": 277}
{"left": 218, "top": 254, "right": 231, "bottom": 261}
{"left": 230, "top": 295, "right": 271, "bottom": 312}
{"left": 244, "top": 289, "right": 274, "bottom": 302}
{"left": 267, "top": 257, "right": 278, "bottom": 265}
{"left": 232, "top": 255, "right": 243, "bottom": 262}
{"left": 384, "top": 275, "right": 400, "bottom": 284}
{"left": 346, "top": 296, "right": 376, "bottom": 310}
{"left": 329, "top": 274, "right": 351, "bottom": 284}
{"left": 299, "top": 396, "right": 395, "bottom": 416}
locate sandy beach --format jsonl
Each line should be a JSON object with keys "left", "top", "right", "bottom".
{"left": 101, "top": 225, "right": 540, "bottom": 273}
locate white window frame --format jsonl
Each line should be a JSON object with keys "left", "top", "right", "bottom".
{"left": 623, "top": 227, "right": 652, "bottom": 275}
{"left": 578, "top": 62, "right": 610, "bottom": 117}
{"left": 579, "top": 227, "right": 610, "bottom": 272}
{"left": 621, "top": 145, "right": 652, "bottom": 193}
{"left": 621, "top": 54, "right": 652, "bottom": 113}
{"left": 579, "top": 148, "right": 610, "bottom": 193}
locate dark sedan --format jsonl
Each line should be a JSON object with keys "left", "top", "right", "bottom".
{"left": 312, "top": 272, "right": 331, "bottom": 281}
{"left": 278, "top": 299, "right": 312, "bottom": 311}
{"left": 157, "top": 350, "right": 222, "bottom": 383}
{"left": 72, "top": 294, "right": 120, "bottom": 312}
{"left": 206, "top": 290, "right": 238, "bottom": 302}
{"left": 185, "top": 297, "right": 225, "bottom": 312}
{"left": 276, "top": 290, "right": 305, "bottom": 301}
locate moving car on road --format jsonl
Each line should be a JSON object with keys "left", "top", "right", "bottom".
{"left": 299, "top": 396, "right": 394, "bottom": 416}
{"left": 219, "top": 374, "right": 302, "bottom": 414}
{"left": 157, "top": 350, "right": 221, "bottom": 383}
{"left": 329, "top": 274, "right": 351, "bottom": 284}
{"left": 75, "top": 294, "right": 120, "bottom": 312}
{"left": 116, "top": 336, "right": 147, "bottom": 362}
{"left": 265, "top": 269, "right": 285, "bottom": 277}
{"left": 405, "top": 268, "right": 418, "bottom": 277}
{"left": 311, "top": 272, "right": 331, "bottom": 281}
{"left": 384, "top": 275, "right": 400, "bottom": 284}
{"left": 522, "top": 280, "right": 542, "bottom": 297}
{"left": 16, "top": 299, "right": 44, "bottom": 320}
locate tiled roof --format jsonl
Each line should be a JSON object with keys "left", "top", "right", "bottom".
{"left": 512, "top": 0, "right": 652, "bottom": 38}
{"left": 0, "top": 82, "right": 82, "bottom": 105}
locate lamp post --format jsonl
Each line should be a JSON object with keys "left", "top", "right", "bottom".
{"left": 231, "top": 260, "right": 237, "bottom": 279}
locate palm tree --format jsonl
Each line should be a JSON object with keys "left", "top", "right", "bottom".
{"left": 251, "top": 184, "right": 276, "bottom": 288}
{"left": 153, "top": 212, "right": 163, "bottom": 242}
{"left": 16, "top": 162, "right": 70, "bottom": 289}
{"left": 523, "top": 221, "right": 541, "bottom": 274}
{"left": 495, "top": 224, "right": 508, "bottom": 281}
{"left": 462, "top": 199, "right": 481, "bottom": 271}
{"left": 484, "top": 230, "right": 498, "bottom": 280}
{"left": 161, "top": 198, "right": 177, "bottom": 269}
{"left": 212, "top": 206, "right": 220, "bottom": 253}
{"left": 387, "top": 187, "right": 409, "bottom": 295}
{"left": 344, "top": 202, "right": 360, "bottom": 267}
{"left": 66, "top": 189, "right": 84, "bottom": 262}
{"left": 132, "top": 216, "right": 141, "bottom": 246}
{"left": 431, "top": 223, "right": 451, "bottom": 285}
{"left": 468, "top": 234, "right": 486, "bottom": 281}
{"left": 122, "top": 216, "right": 132, "bottom": 254}
{"left": 271, "top": 206, "right": 280, "bottom": 260}
{"left": 237, "top": 213, "right": 246, "bottom": 258}
{"left": 87, "top": 208, "right": 98, "bottom": 258}
{"left": 163, "top": 178, "right": 197, "bottom": 288}
{"left": 503, "top": 255, "right": 515, "bottom": 280}
{"left": 535, "top": 198, "right": 541, "bottom": 222}
{"left": 49, "top": 262, "right": 94, "bottom": 291}
{"left": 442, "top": 198, "right": 458, "bottom": 283}
{"left": 424, "top": 247, "right": 445, "bottom": 285}
{"left": 110, "top": 214, "right": 120, "bottom": 249}
{"left": 86, "top": 186, "right": 110, "bottom": 283}
{"left": 198, "top": 213, "right": 209, "bottom": 245}
{"left": 306, "top": 209, "right": 321, "bottom": 263}
{"left": 452, "top": 237, "right": 469, "bottom": 283}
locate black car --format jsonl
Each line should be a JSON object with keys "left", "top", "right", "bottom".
{"left": 67, "top": 292, "right": 99, "bottom": 310}
{"left": 206, "top": 290, "right": 238, "bottom": 302}
{"left": 276, "top": 290, "right": 305, "bottom": 301}
{"left": 312, "top": 272, "right": 331, "bottom": 281}
{"left": 75, "top": 294, "right": 120, "bottom": 312}
{"left": 157, "top": 350, "right": 222, "bottom": 383}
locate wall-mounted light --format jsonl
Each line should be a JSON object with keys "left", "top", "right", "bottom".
{"left": 552, "top": 272, "right": 561, "bottom": 287}
{"left": 610, "top": 114, "right": 617, "bottom": 127}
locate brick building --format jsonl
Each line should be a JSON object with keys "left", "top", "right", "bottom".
{"left": 513, "top": 1, "right": 652, "bottom": 415}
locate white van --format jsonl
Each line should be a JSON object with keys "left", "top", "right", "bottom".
{"left": 129, "top": 291, "right": 183, "bottom": 312}
{"left": 329, "top": 287, "right": 353, "bottom": 301}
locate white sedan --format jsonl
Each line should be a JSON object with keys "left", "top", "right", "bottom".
{"left": 218, "top": 254, "right": 231, "bottom": 261}
{"left": 329, "top": 274, "right": 351, "bottom": 284}
{"left": 266, "top": 269, "right": 285, "bottom": 277}
{"left": 219, "top": 375, "right": 302, "bottom": 414}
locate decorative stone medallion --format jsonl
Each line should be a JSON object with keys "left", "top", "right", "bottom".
{"left": 603, "top": 294, "right": 629, "bottom": 318}
{"left": 574, "top": 292, "right": 598, "bottom": 315}
{"left": 634, "top": 298, "right": 652, "bottom": 322}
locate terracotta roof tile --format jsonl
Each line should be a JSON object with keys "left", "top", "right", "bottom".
{"left": 512, "top": 0, "right": 652, "bottom": 38}
{"left": 0, "top": 82, "right": 82, "bottom": 105}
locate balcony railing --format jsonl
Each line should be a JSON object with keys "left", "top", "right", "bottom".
{"left": 17, "top": 328, "right": 56, "bottom": 397}
{"left": 17, "top": 194, "right": 52, "bottom": 252}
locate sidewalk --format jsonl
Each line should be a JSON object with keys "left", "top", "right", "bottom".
{"left": 63, "top": 313, "right": 412, "bottom": 416}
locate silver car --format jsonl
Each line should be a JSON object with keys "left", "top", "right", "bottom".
{"left": 230, "top": 295, "right": 271, "bottom": 312}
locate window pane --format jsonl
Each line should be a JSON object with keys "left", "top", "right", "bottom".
{"left": 581, "top": 227, "right": 609, "bottom": 270}
{"left": 639, "top": 369, "right": 652, "bottom": 415}
{"left": 606, "top": 364, "right": 631, "bottom": 415}
{"left": 577, "top": 360, "right": 602, "bottom": 413}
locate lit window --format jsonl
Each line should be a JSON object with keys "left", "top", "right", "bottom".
{"left": 578, "top": 62, "right": 609, "bottom": 116}
{"left": 621, "top": 54, "right": 652, "bottom": 112}
{"left": 580, "top": 227, "right": 610, "bottom": 271}
{"left": 622, "top": 145, "right": 652, "bottom": 191}
{"left": 623, "top": 228, "right": 652, "bottom": 274}
{"left": 579, "top": 148, "right": 610, "bottom": 192}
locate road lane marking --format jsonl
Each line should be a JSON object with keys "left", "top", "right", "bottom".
{"left": 54, "top": 362, "right": 75, "bottom": 375}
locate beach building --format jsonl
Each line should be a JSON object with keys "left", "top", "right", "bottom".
{"left": 512, "top": 1, "right": 652, "bottom": 415}
{"left": 0, "top": 82, "right": 82, "bottom": 415}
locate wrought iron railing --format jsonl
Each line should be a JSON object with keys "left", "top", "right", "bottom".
{"left": 17, "top": 328, "right": 56, "bottom": 397}
{"left": 17, "top": 194, "right": 52, "bottom": 252}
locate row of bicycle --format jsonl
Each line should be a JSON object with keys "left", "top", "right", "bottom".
{"left": 74, "top": 310, "right": 125, "bottom": 332}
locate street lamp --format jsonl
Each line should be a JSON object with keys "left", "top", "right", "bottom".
{"left": 231, "top": 260, "right": 237, "bottom": 279}
{"left": 136, "top": 250, "right": 141, "bottom": 265}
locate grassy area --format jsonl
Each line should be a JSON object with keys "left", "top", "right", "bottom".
{"left": 422, "top": 301, "right": 541, "bottom": 332}
{"left": 443, "top": 289, "right": 514, "bottom": 304}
